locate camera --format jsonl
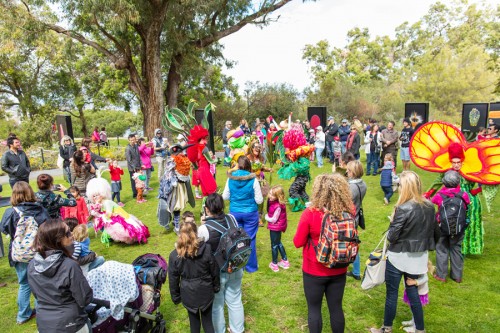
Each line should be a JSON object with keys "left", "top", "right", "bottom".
{"left": 52, "top": 184, "right": 62, "bottom": 191}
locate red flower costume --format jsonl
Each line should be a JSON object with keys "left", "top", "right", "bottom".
{"left": 187, "top": 125, "right": 217, "bottom": 196}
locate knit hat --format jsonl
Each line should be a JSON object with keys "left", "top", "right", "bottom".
{"left": 442, "top": 170, "right": 461, "bottom": 188}
{"left": 382, "top": 161, "right": 393, "bottom": 169}
{"left": 448, "top": 142, "right": 465, "bottom": 161}
{"left": 334, "top": 136, "right": 340, "bottom": 141}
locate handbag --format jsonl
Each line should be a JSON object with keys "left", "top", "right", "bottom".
{"left": 361, "top": 232, "right": 388, "bottom": 290}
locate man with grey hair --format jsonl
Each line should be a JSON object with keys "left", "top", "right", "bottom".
{"left": 222, "top": 120, "right": 232, "bottom": 166}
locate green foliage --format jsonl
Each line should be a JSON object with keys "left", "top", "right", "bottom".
{"left": 304, "top": 1, "right": 499, "bottom": 123}
{"left": 69, "top": 109, "right": 142, "bottom": 138}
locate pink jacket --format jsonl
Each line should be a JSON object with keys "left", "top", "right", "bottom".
{"left": 138, "top": 144, "right": 154, "bottom": 169}
{"left": 265, "top": 200, "right": 287, "bottom": 232}
{"left": 431, "top": 187, "right": 470, "bottom": 208}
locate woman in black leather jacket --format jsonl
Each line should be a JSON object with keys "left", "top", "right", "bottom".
{"left": 371, "top": 171, "right": 440, "bottom": 333}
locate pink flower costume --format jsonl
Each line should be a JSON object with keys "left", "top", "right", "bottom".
{"left": 87, "top": 178, "right": 150, "bottom": 245}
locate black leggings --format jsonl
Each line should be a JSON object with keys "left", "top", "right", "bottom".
{"left": 187, "top": 304, "right": 214, "bottom": 333}
{"left": 303, "top": 272, "right": 346, "bottom": 333}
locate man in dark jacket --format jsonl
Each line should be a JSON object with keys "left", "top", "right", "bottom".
{"left": 338, "top": 119, "right": 351, "bottom": 154}
{"left": 1, "top": 137, "right": 31, "bottom": 188}
{"left": 324, "top": 116, "right": 338, "bottom": 163}
{"left": 125, "top": 134, "right": 142, "bottom": 198}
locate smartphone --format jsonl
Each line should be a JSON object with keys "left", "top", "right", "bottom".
{"left": 53, "top": 184, "right": 62, "bottom": 191}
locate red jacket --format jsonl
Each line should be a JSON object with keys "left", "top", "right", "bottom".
{"left": 109, "top": 165, "right": 124, "bottom": 181}
{"left": 293, "top": 207, "right": 347, "bottom": 276}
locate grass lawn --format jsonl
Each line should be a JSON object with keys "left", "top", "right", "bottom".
{"left": 0, "top": 155, "right": 499, "bottom": 332}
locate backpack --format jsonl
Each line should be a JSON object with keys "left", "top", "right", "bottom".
{"left": 132, "top": 253, "right": 168, "bottom": 289}
{"left": 205, "top": 215, "right": 252, "bottom": 273}
{"left": 314, "top": 211, "right": 360, "bottom": 268}
{"left": 438, "top": 192, "right": 468, "bottom": 238}
{"left": 11, "top": 207, "right": 39, "bottom": 263}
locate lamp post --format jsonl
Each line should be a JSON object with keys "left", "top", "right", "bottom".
{"left": 244, "top": 89, "right": 250, "bottom": 118}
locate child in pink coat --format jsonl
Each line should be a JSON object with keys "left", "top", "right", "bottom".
{"left": 138, "top": 138, "right": 155, "bottom": 191}
{"left": 265, "top": 185, "right": 289, "bottom": 272}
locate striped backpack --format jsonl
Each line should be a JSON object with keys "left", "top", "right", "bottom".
{"left": 11, "top": 207, "right": 38, "bottom": 263}
{"left": 314, "top": 211, "right": 360, "bottom": 268}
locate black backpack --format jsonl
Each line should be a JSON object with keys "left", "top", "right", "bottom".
{"left": 205, "top": 215, "right": 251, "bottom": 273}
{"left": 438, "top": 192, "right": 468, "bottom": 238}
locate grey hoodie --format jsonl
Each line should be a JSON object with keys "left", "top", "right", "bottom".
{"left": 28, "top": 250, "right": 93, "bottom": 333}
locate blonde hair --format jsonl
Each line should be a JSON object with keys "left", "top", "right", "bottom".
{"left": 346, "top": 160, "right": 364, "bottom": 179}
{"left": 269, "top": 185, "right": 286, "bottom": 205}
{"left": 176, "top": 221, "right": 199, "bottom": 258}
{"left": 310, "top": 174, "right": 353, "bottom": 219}
{"left": 72, "top": 224, "right": 89, "bottom": 242}
{"left": 11, "top": 181, "right": 37, "bottom": 206}
{"left": 396, "top": 171, "right": 431, "bottom": 207}
{"left": 384, "top": 153, "right": 394, "bottom": 162}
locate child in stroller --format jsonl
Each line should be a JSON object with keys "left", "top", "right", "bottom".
{"left": 86, "top": 253, "right": 167, "bottom": 333}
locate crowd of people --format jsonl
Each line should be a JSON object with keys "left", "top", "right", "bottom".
{"left": 0, "top": 114, "right": 497, "bottom": 333}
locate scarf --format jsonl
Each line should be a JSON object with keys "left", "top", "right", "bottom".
{"left": 346, "top": 132, "right": 356, "bottom": 150}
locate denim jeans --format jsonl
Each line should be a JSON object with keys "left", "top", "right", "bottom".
{"left": 88, "top": 256, "right": 105, "bottom": 271}
{"left": 212, "top": 270, "right": 244, "bottom": 333}
{"left": 384, "top": 259, "right": 424, "bottom": 330}
{"left": 327, "top": 141, "right": 335, "bottom": 161}
{"left": 231, "top": 211, "right": 259, "bottom": 272}
{"left": 14, "top": 262, "right": 36, "bottom": 323}
{"left": 270, "top": 231, "right": 287, "bottom": 264}
{"left": 315, "top": 148, "right": 324, "bottom": 167}
{"left": 128, "top": 171, "right": 137, "bottom": 198}
{"left": 144, "top": 168, "right": 152, "bottom": 189}
{"left": 381, "top": 186, "right": 394, "bottom": 202}
{"left": 367, "top": 153, "right": 379, "bottom": 175}
{"left": 341, "top": 141, "right": 347, "bottom": 154}
{"left": 223, "top": 144, "right": 231, "bottom": 166}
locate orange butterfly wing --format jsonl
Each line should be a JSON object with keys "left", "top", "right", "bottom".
{"left": 410, "top": 122, "right": 465, "bottom": 172}
{"left": 410, "top": 121, "right": 500, "bottom": 185}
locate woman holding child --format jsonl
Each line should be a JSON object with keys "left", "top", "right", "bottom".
{"left": 370, "top": 171, "right": 440, "bottom": 333}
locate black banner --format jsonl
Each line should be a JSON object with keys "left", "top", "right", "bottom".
{"left": 307, "top": 106, "right": 327, "bottom": 130}
{"left": 462, "top": 103, "right": 488, "bottom": 133}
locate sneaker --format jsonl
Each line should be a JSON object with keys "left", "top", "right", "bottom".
{"left": 117, "top": 202, "right": 125, "bottom": 207}
{"left": 17, "top": 309, "right": 36, "bottom": 325}
{"left": 258, "top": 220, "right": 265, "bottom": 227}
{"left": 383, "top": 197, "right": 389, "bottom": 205}
{"left": 269, "top": 262, "right": 279, "bottom": 272}
{"left": 346, "top": 271, "right": 361, "bottom": 280}
{"left": 146, "top": 187, "right": 153, "bottom": 191}
{"left": 195, "top": 194, "right": 203, "bottom": 199}
{"left": 451, "top": 278, "right": 462, "bottom": 283}
{"left": 278, "top": 259, "right": 290, "bottom": 269}
{"left": 174, "top": 227, "right": 180, "bottom": 235}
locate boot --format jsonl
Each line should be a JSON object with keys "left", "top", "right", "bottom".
{"left": 402, "top": 319, "right": 414, "bottom": 327}
{"left": 173, "top": 213, "right": 181, "bottom": 234}
{"left": 403, "top": 326, "right": 415, "bottom": 333}
{"left": 370, "top": 326, "right": 392, "bottom": 333}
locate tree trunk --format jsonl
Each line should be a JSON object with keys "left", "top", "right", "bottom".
{"left": 79, "top": 106, "right": 88, "bottom": 137}
{"left": 137, "top": 32, "right": 164, "bottom": 139}
{"left": 165, "top": 53, "right": 183, "bottom": 109}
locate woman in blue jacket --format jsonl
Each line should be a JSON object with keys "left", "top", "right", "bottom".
{"left": 222, "top": 156, "right": 263, "bottom": 272}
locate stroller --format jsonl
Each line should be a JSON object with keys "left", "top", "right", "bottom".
{"left": 87, "top": 253, "right": 168, "bottom": 333}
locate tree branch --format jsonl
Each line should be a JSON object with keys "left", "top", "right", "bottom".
{"left": 92, "top": 13, "right": 127, "bottom": 56}
{"left": 60, "top": 109, "right": 79, "bottom": 117}
{"left": 192, "top": 0, "right": 292, "bottom": 48}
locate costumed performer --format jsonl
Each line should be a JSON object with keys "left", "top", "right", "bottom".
{"left": 87, "top": 178, "right": 150, "bottom": 245}
{"left": 274, "top": 120, "right": 315, "bottom": 212}
{"left": 410, "top": 121, "right": 500, "bottom": 255}
{"left": 247, "top": 139, "right": 273, "bottom": 226}
{"left": 157, "top": 143, "right": 195, "bottom": 233}
{"left": 225, "top": 128, "right": 249, "bottom": 168}
{"left": 187, "top": 125, "right": 218, "bottom": 197}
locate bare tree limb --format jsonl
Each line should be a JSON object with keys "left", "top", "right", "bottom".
{"left": 92, "top": 13, "right": 127, "bottom": 56}
{"left": 192, "top": 0, "right": 292, "bottom": 48}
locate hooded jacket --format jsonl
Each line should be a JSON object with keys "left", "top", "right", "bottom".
{"left": 168, "top": 241, "right": 220, "bottom": 313}
{"left": 28, "top": 250, "right": 93, "bottom": 333}
{"left": 0, "top": 202, "right": 49, "bottom": 266}
{"left": 1, "top": 149, "right": 31, "bottom": 181}
{"left": 223, "top": 170, "right": 263, "bottom": 213}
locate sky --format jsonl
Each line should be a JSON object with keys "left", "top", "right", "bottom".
{"left": 221, "top": 0, "right": 497, "bottom": 94}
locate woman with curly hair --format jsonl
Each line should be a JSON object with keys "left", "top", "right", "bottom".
{"left": 293, "top": 173, "right": 353, "bottom": 333}
{"left": 168, "top": 221, "right": 220, "bottom": 333}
